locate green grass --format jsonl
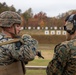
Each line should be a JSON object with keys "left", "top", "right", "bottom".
{"left": 25, "top": 49, "right": 54, "bottom": 75}
{"left": 26, "top": 50, "right": 54, "bottom": 66}
{"left": 26, "top": 70, "right": 46, "bottom": 75}
{"left": 27, "top": 59, "right": 50, "bottom": 66}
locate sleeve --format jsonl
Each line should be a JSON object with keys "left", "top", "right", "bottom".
{"left": 46, "top": 44, "right": 68, "bottom": 75}
{"left": 10, "top": 35, "right": 38, "bottom": 62}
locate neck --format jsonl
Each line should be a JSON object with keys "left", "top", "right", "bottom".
{"left": 2, "top": 30, "right": 13, "bottom": 38}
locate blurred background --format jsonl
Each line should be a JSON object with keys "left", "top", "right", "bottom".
{"left": 0, "top": 1, "right": 76, "bottom": 75}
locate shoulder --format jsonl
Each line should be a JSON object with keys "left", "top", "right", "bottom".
{"left": 0, "top": 33, "right": 8, "bottom": 42}
{"left": 54, "top": 39, "right": 76, "bottom": 53}
{"left": 61, "top": 41, "right": 69, "bottom": 48}
{"left": 54, "top": 41, "right": 69, "bottom": 53}
{"left": 67, "top": 39, "right": 76, "bottom": 48}
{"left": 0, "top": 34, "right": 4, "bottom": 40}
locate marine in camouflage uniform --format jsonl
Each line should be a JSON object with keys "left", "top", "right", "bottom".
{"left": 0, "top": 11, "right": 38, "bottom": 75}
{"left": 46, "top": 14, "right": 76, "bottom": 75}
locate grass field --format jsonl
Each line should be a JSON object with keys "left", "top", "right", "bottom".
{"left": 25, "top": 49, "right": 54, "bottom": 75}
{"left": 26, "top": 70, "right": 46, "bottom": 75}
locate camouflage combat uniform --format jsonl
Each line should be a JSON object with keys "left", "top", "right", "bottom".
{"left": 46, "top": 38, "right": 76, "bottom": 75}
{"left": 0, "top": 33, "right": 38, "bottom": 75}
{"left": 0, "top": 33, "right": 38, "bottom": 64}
{"left": 0, "top": 11, "right": 38, "bottom": 75}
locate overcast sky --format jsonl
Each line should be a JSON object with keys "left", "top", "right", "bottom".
{"left": 0, "top": 0, "right": 76, "bottom": 17}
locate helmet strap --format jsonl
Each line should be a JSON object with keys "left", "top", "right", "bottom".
{"left": 2, "top": 25, "right": 19, "bottom": 38}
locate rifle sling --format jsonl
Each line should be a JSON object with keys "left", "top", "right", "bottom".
{"left": 0, "top": 39, "right": 20, "bottom": 46}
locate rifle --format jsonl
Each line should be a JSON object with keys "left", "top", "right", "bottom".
{"left": 36, "top": 51, "right": 44, "bottom": 59}
{"left": 0, "top": 36, "right": 44, "bottom": 59}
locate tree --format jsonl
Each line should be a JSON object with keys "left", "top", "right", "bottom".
{"left": 0, "top": 2, "right": 17, "bottom": 14}
{"left": 9, "top": 5, "right": 16, "bottom": 12}
{"left": 34, "top": 11, "right": 47, "bottom": 19}
{"left": 0, "top": 2, "right": 9, "bottom": 13}
{"left": 21, "top": 15, "right": 26, "bottom": 27}
{"left": 39, "top": 20, "right": 45, "bottom": 27}
{"left": 17, "top": 9, "right": 22, "bottom": 14}
{"left": 22, "top": 8, "right": 33, "bottom": 27}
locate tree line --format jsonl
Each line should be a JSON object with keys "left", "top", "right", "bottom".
{"left": 0, "top": 2, "right": 76, "bottom": 28}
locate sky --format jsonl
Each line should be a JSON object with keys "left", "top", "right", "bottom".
{"left": 0, "top": 0, "right": 76, "bottom": 17}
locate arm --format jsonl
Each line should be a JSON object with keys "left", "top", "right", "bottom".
{"left": 10, "top": 35, "right": 38, "bottom": 63}
{"left": 46, "top": 45, "right": 68, "bottom": 75}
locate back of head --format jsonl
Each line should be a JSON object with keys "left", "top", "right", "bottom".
{"left": 64, "top": 14, "right": 76, "bottom": 35}
{"left": 0, "top": 11, "right": 21, "bottom": 27}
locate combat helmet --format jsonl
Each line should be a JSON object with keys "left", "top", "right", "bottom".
{"left": 0, "top": 11, "right": 21, "bottom": 27}
{"left": 64, "top": 14, "right": 76, "bottom": 35}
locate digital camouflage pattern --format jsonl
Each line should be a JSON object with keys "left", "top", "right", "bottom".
{"left": 0, "top": 11, "right": 21, "bottom": 27}
{"left": 46, "top": 38, "right": 76, "bottom": 75}
{"left": 0, "top": 33, "right": 38, "bottom": 65}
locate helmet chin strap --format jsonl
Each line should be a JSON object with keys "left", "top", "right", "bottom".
{"left": 11, "top": 25, "right": 20, "bottom": 38}
{"left": 3, "top": 24, "right": 20, "bottom": 38}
